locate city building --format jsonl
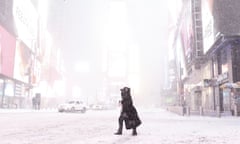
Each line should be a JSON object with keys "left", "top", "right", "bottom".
{"left": 0, "top": 0, "right": 39, "bottom": 108}
{"left": 169, "top": 0, "right": 240, "bottom": 116}
{"left": 0, "top": 0, "right": 65, "bottom": 109}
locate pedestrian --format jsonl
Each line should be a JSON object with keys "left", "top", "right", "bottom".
{"left": 32, "top": 97, "right": 36, "bottom": 109}
{"left": 114, "top": 87, "right": 141, "bottom": 136}
{"left": 35, "top": 93, "right": 41, "bottom": 110}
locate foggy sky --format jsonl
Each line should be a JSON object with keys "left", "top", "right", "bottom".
{"left": 60, "top": 0, "right": 168, "bottom": 106}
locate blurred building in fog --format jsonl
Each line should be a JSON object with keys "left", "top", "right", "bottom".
{"left": 35, "top": 0, "right": 66, "bottom": 108}
{"left": 169, "top": 0, "right": 240, "bottom": 116}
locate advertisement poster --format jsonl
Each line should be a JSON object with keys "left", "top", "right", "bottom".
{"left": 180, "top": 0, "right": 193, "bottom": 63}
{"left": 13, "top": 0, "right": 38, "bottom": 51}
{"left": 0, "top": 25, "right": 16, "bottom": 77}
{"left": 202, "top": 0, "right": 214, "bottom": 54}
{"left": 14, "top": 41, "right": 32, "bottom": 83}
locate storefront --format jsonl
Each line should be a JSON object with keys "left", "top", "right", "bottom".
{"left": 205, "top": 35, "right": 240, "bottom": 115}
{"left": 0, "top": 74, "right": 31, "bottom": 108}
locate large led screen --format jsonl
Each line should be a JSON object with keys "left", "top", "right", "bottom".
{"left": 202, "top": 0, "right": 214, "bottom": 54}
{"left": 180, "top": 0, "right": 194, "bottom": 64}
{"left": 14, "top": 41, "right": 32, "bottom": 83}
{"left": 0, "top": 25, "right": 16, "bottom": 77}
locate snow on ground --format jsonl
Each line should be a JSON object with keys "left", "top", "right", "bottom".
{"left": 0, "top": 108, "right": 240, "bottom": 144}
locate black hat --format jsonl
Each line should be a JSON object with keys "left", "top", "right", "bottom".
{"left": 120, "top": 87, "right": 130, "bottom": 92}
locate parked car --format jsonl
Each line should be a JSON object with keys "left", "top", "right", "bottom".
{"left": 58, "top": 101, "right": 87, "bottom": 113}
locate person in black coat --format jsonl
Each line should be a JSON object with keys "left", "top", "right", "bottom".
{"left": 114, "top": 87, "right": 141, "bottom": 136}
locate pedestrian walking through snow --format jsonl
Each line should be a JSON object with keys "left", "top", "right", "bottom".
{"left": 114, "top": 87, "right": 141, "bottom": 136}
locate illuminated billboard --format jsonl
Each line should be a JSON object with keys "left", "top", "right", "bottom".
{"left": 202, "top": 0, "right": 214, "bottom": 54}
{"left": 14, "top": 41, "right": 32, "bottom": 83}
{"left": 180, "top": 0, "right": 193, "bottom": 63}
{"left": 13, "top": 0, "right": 38, "bottom": 51}
{"left": 0, "top": 25, "right": 16, "bottom": 77}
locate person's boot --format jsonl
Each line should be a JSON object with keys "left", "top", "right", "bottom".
{"left": 132, "top": 128, "right": 137, "bottom": 136}
{"left": 115, "top": 117, "right": 123, "bottom": 135}
{"left": 114, "top": 128, "right": 122, "bottom": 135}
{"left": 114, "top": 124, "right": 123, "bottom": 135}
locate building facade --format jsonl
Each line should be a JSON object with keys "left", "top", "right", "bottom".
{"left": 0, "top": 0, "right": 64, "bottom": 109}
{"left": 170, "top": 0, "right": 240, "bottom": 116}
{"left": 0, "top": 0, "right": 37, "bottom": 108}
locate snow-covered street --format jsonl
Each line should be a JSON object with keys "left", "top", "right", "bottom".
{"left": 0, "top": 108, "right": 240, "bottom": 144}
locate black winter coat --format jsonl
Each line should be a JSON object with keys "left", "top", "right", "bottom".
{"left": 120, "top": 87, "right": 141, "bottom": 129}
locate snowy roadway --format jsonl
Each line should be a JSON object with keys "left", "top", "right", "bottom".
{"left": 0, "top": 108, "right": 240, "bottom": 144}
